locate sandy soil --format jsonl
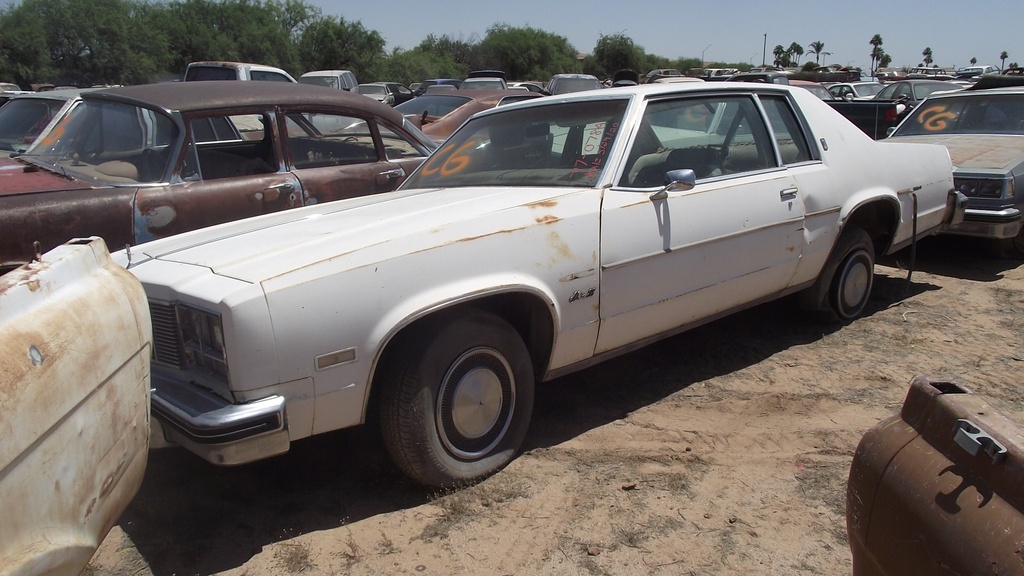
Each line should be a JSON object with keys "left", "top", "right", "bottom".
{"left": 85, "top": 235, "right": 1024, "bottom": 576}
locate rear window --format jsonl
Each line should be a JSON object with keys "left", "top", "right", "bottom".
{"left": 895, "top": 93, "right": 1024, "bottom": 136}
{"left": 185, "top": 66, "right": 238, "bottom": 81}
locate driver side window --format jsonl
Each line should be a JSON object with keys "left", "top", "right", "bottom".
{"left": 621, "top": 96, "right": 773, "bottom": 187}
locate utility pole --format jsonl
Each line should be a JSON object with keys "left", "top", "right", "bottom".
{"left": 762, "top": 33, "right": 767, "bottom": 66}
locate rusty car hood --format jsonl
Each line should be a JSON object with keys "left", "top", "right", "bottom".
{"left": 0, "top": 157, "right": 102, "bottom": 194}
{"left": 123, "top": 185, "right": 585, "bottom": 285}
{"left": 888, "top": 134, "right": 1024, "bottom": 171}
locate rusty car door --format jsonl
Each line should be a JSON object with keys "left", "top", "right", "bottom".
{"left": 132, "top": 112, "right": 304, "bottom": 244}
{"left": 282, "top": 111, "right": 423, "bottom": 204}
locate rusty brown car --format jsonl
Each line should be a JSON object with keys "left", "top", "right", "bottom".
{"left": 396, "top": 89, "right": 542, "bottom": 141}
{"left": 0, "top": 81, "right": 436, "bottom": 272}
{"left": 847, "top": 376, "right": 1023, "bottom": 575}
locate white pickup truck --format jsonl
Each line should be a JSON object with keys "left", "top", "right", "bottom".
{"left": 120, "top": 83, "right": 965, "bottom": 487}
{"left": 0, "top": 238, "right": 151, "bottom": 574}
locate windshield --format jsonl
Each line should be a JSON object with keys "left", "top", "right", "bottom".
{"left": 549, "top": 77, "right": 602, "bottom": 94}
{"left": 357, "top": 85, "right": 386, "bottom": 96}
{"left": 402, "top": 98, "right": 629, "bottom": 189}
{"left": 22, "top": 99, "right": 179, "bottom": 184}
{"left": 854, "top": 83, "right": 884, "bottom": 98}
{"left": 0, "top": 97, "right": 68, "bottom": 152}
{"left": 894, "top": 93, "right": 1024, "bottom": 136}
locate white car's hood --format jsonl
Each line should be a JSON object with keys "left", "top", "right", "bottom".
{"left": 127, "top": 186, "right": 575, "bottom": 284}
{"left": 889, "top": 133, "right": 1024, "bottom": 171}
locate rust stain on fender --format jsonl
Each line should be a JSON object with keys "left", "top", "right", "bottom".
{"left": 0, "top": 239, "right": 151, "bottom": 575}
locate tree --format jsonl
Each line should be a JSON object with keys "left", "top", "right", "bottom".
{"left": 788, "top": 42, "right": 804, "bottom": 66}
{"left": 0, "top": 0, "right": 180, "bottom": 85}
{"left": 970, "top": 57, "right": 977, "bottom": 66}
{"left": 373, "top": 47, "right": 463, "bottom": 86}
{"left": 808, "top": 41, "right": 826, "bottom": 65}
{"left": 868, "top": 34, "right": 884, "bottom": 77}
{"left": 477, "top": 24, "right": 576, "bottom": 80}
{"left": 417, "top": 33, "right": 476, "bottom": 66}
{"left": 1001, "top": 51, "right": 1009, "bottom": 71}
{"left": 922, "top": 47, "right": 933, "bottom": 67}
{"left": 297, "top": 15, "right": 386, "bottom": 78}
{"left": 591, "top": 32, "right": 645, "bottom": 78}
{"left": 772, "top": 44, "right": 791, "bottom": 67}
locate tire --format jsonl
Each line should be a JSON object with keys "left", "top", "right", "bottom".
{"left": 378, "top": 309, "right": 535, "bottom": 488}
{"left": 799, "top": 227, "right": 875, "bottom": 322}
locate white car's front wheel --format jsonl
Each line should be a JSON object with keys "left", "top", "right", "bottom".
{"left": 379, "top": 309, "right": 535, "bottom": 488}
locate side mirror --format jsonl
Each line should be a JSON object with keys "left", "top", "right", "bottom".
{"left": 650, "top": 169, "right": 696, "bottom": 200}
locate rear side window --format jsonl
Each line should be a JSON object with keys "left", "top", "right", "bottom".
{"left": 250, "top": 70, "right": 293, "bottom": 83}
{"left": 285, "top": 112, "right": 378, "bottom": 168}
{"left": 758, "top": 95, "right": 813, "bottom": 165}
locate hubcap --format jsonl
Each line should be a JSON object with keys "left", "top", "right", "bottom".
{"left": 437, "top": 347, "right": 515, "bottom": 459}
{"left": 839, "top": 251, "right": 871, "bottom": 315}
{"left": 451, "top": 367, "right": 503, "bottom": 438}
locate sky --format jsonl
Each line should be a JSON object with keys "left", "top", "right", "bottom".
{"left": 0, "top": 0, "right": 1019, "bottom": 71}
{"left": 309, "top": 0, "right": 1021, "bottom": 71}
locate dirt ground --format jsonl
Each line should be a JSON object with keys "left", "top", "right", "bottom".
{"left": 85, "top": 235, "right": 1024, "bottom": 576}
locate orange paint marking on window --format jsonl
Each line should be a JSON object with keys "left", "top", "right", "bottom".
{"left": 421, "top": 139, "right": 477, "bottom": 176}
{"left": 919, "top": 105, "right": 957, "bottom": 132}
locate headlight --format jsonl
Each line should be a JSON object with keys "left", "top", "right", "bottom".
{"left": 180, "top": 304, "right": 228, "bottom": 377}
{"left": 149, "top": 300, "right": 228, "bottom": 378}
{"left": 953, "top": 176, "right": 1008, "bottom": 199}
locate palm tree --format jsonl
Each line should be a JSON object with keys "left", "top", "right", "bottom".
{"left": 869, "top": 34, "right": 884, "bottom": 77}
{"left": 970, "top": 57, "right": 977, "bottom": 66}
{"left": 922, "top": 47, "right": 933, "bottom": 67}
{"left": 1001, "top": 51, "right": 1009, "bottom": 71}
{"left": 788, "top": 42, "right": 804, "bottom": 66}
{"left": 772, "top": 44, "right": 786, "bottom": 67}
{"left": 808, "top": 41, "right": 826, "bottom": 65}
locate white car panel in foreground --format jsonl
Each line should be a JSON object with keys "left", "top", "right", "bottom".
{"left": 119, "top": 83, "right": 965, "bottom": 487}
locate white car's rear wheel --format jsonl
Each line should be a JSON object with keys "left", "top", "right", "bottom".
{"left": 379, "top": 309, "right": 534, "bottom": 488}
{"left": 800, "top": 227, "right": 875, "bottom": 322}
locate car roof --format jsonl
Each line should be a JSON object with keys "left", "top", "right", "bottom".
{"left": 83, "top": 81, "right": 404, "bottom": 123}
{"left": 7, "top": 87, "right": 99, "bottom": 101}
{"left": 478, "top": 82, "right": 795, "bottom": 113}
{"left": 300, "top": 69, "right": 354, "bottom": 76}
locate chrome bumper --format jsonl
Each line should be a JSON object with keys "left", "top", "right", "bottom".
{"left": 941, "top": 205, "right": 1021, "bottom": 240}
{"left": 149, "top": 368, "right": 289, "bottom": 465}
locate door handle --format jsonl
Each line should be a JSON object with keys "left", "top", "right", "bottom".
{"left": 379, "top": 167, "right": 405, "bottom": 179}
{"left": 954, "top": 419, "right": 1007, "bottom": 464}
{"left": 258, "top": 181, "right": 295, "bottom": 202}
{"left": 780, "top": 187, "right": 798, "bottom": 201}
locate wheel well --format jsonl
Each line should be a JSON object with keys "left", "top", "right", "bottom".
{"left": 365, "top": 293, "right": 554, "bottom": 422}
{"left": 844, "top": 198, "right": 898, "bottom": 255}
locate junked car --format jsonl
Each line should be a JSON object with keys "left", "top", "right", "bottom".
{"left": 847, "top": 376, "right": 1023, "bottom": 575}
{"left": 0, "top": 81, "right": 436, "bottom": 273}
{"left": 184, "top": 61, "right": 296, "bottom": 83}
{"left": 1, "top": 237, "right": 151, "bottom": 575}
{"left": 119, "top": 82, "right": 963, "bottom": 488}
{"left": 887, "top": 80, "right": 1024, "bottom": 256}
{"left": 398, "top": 89, "right": 543, "bottom": 141}
{"left": 828, "top": 81, "right": 885, "bottom": 101}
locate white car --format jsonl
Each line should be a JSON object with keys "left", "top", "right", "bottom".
{"left": 120, "top": 83, "right": 964, "bottom": 488}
